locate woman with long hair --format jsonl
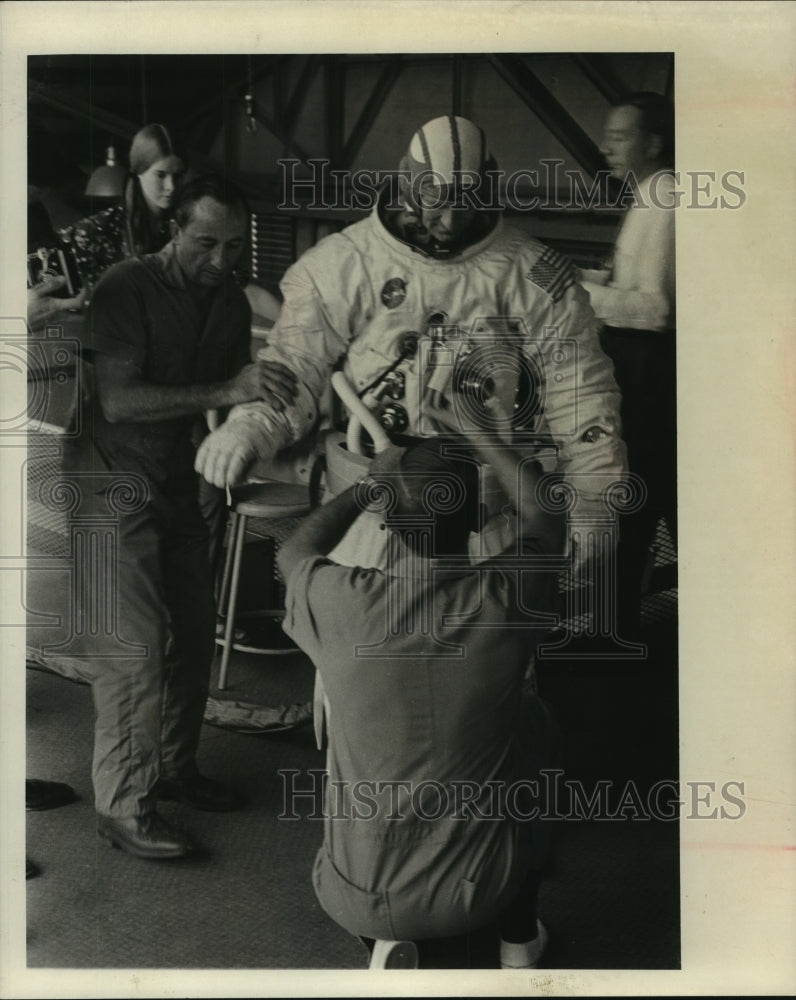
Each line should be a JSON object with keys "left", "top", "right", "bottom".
{"left": 68, "top": 123, "right": 184, "bottom": 289}
{"left": 67, "top": 124, "right": 281, "bottom": 643}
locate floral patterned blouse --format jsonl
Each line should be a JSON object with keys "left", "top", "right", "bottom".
{"left": 63, "top": 203, "right": 171, "bottom": 289}
{"left": 62, "top": 201, "right": 251, "bottom": 289}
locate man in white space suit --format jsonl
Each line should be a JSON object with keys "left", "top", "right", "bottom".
{"left": 196, "top": 115, "right": 627, "bottom": 574}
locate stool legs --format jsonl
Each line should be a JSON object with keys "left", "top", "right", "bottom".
{"left": 216, "top": 507, "right": 236, "bottom": 610}
{"left": 217, "top": 510, "right": 248, "bottom": 691}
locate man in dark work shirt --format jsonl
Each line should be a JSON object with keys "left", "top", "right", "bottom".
{"left": 63, "top": 174, "right": 297, "bottom": 859}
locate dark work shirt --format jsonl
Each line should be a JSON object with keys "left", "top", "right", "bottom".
{"left": 282, "top": 536, "right": 554, "bottom": 939}
{"left": 64, "top": 242, "right": 251, "bottom": 494}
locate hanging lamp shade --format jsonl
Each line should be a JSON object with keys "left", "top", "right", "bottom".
{"left": 85, "top": 145, "right": 126, "bottom": 197}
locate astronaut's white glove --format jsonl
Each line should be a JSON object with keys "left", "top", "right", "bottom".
{"left": 195, "top": 421, "right": 277, "bottom": 488}
{"left": 195, "top": 378, "right": 319, "bottom": 488}
{"left": 564, "top": 472, "right": 634, "bottom": 576}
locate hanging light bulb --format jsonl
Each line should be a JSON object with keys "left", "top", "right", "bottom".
{"left": 245, "top": 91, "right": 257, "bottom": 134}
{"left": 85, "top": 145, "right": 126, "bottom": 198}
{"left": 245, "top": 55, "right": 257, "bottom": 134}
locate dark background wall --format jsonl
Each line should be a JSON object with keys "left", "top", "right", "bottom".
{"left": 28, "top": 53, "right": 672, "bottom": 289}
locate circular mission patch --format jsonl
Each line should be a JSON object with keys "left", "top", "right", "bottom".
{"left": 381, "top": 277, "right": 407, "bottom": 309}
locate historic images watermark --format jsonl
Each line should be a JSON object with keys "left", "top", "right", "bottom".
{"left": 279, "top": 158, "right": 747, "bottom": 213}
{"left": 346, "top": 325, "right": 649, "bottom": 659}
{"left": 11, "top": 315, "right": 643, "bottom": 658}
{"left": 278, "top": 769, "right": 747, "bottom": 823}
{"left": 0, "top": 317, "right": 81, "bottom": 441}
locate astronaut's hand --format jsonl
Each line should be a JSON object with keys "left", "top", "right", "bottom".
{"left": 195, "top": 421, "right": 275, "bottom": 488}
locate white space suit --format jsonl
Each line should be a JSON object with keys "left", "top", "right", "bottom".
{"left": 236, "top": 202, "right": 620, "bottom": 454}
{"left": 204, "top": 196, "right": 626, "bottom": 566}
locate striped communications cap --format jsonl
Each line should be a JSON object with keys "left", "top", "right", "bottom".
{"left": 399, "top": 115, "right": 495, "bottom": 209}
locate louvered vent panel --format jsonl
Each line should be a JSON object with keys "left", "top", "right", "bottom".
{"left": 250, "top": 214, "right": 296, "bottom": 288}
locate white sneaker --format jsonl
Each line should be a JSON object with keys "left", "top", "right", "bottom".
{"left": 369, "top": 939, "right": 419, "bottom": 969}
{"left": 500, "top": 919, "right": 549, "bottom": 969}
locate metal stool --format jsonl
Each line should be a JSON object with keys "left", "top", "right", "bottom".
{"left": 215, "top": 481, "right": 313, "bottom": 690}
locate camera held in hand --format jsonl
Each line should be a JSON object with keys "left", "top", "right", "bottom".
{"left": 27, "top": 244, "right": 82, "bottom": 298}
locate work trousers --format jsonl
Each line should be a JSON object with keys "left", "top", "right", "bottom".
{"left": 315, "top": 689, "right": 560, "bottom": 946}
{"left": 599, "top": 326, "right": 677, "bottom": 629}
{"left": 197, "top": 476, "right": 228, "bottom": 584}
{"left": 88, "top": 489, "right": 217, "bottom": 818}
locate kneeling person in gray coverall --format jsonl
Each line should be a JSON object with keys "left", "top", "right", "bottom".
{"left": 277, "top": 394, "right": 565, "bottom": 969}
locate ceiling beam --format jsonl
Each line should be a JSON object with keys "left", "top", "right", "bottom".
{"left": 285, "top": 55, "right": 321, "bottom": 125}
{"left": 178, "top": 56, "right": 275, "bottom": 153}
{"left": 452, "top": 55, "right": 465, "bottom": 117}
{"left": 29, "top": 79, "right": 263, "bottom": 201}
{"left": 664, "top": 55, "right": 675, "bottom": 101}
{"left": 341, "top": 56, "right": 403, "bottom": 169}
{"left": 324, "top": 56, "right": 346, "bottom": 169}
{"left": 219, "top": 56, "right": 318, "bottom": 167}
{"left": 280, "top": 55, "right": 321, "bottom": 162}
{"left": 570, "top": 54, "right": 628, "bottom": 104}
{"left": 30, "top": 79, "right": 138, "bottom": 142}
{"left": 223, "top": 94, "right": 238, "bottom": 179}
{"left": 272, "top": 56, "right": 287, "bottom": 135}
{"left": 487, "top": 55, "right": 605, "bottom": 177}
{"left": 249, "top": 104, "right": 313, "bottom": 166}
{"left": 181, "top": 56, "right": 275, "bottom": 130}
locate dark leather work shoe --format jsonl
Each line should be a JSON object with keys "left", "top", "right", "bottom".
{"left": 97, "top": 812, "right": 193, "bottom": 860}
{"left": 156, "top": 772, "right": 245, "bottom": 812}
{"left": 26, "top": 779, "right": 77, "bottom": 811}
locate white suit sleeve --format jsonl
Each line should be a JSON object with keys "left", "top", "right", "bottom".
{"left": 224, "top": 240, "right": 357, "bottom": 453}
{"left": 530, "top": 280, "right": 627, "bottom": 504}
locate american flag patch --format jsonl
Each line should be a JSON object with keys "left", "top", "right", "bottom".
{"left": 526, "top": 246, "right": 576, "bottom": 303}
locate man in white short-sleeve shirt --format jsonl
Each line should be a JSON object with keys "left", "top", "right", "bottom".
{"left": 581, "top": 92, "right": 677, "bottom": 633}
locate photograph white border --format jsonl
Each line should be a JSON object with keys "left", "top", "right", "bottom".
{"left": 2, "top": 2, "right": 795, "bottom": 996}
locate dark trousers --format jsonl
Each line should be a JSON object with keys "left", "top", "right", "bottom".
{"left": 88, "top": 491, "right": 217, "bottom": 818}
{"left": 358, "top": 690, "right": 556, "bottom": 963}
{"left": 197, "top": 477, "right": 229, "bottom": 586}
{"left": 599, "top": 326, "right": 677, "bottom": 629}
